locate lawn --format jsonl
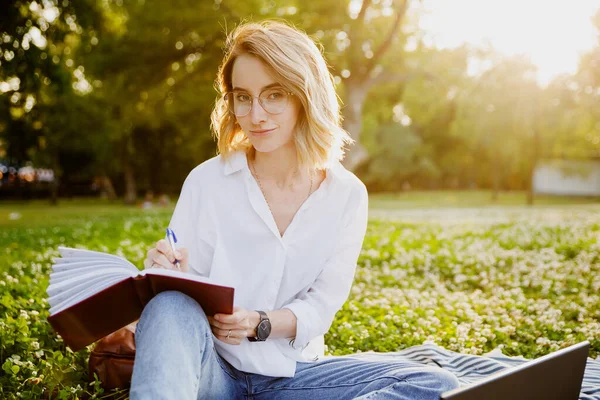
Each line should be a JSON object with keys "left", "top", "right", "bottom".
{"left": 1, "top": 191, "right": 599, "bottom": 398}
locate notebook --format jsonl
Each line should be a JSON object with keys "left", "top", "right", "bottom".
{"left": 441, "top": 341, "right": 589, "bottom": 400}
{"left": 47, "top": 246, "right": 234, "bottom": 351}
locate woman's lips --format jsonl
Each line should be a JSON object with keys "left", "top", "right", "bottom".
{"left": 250, "top": 128, "right": 276, "bottom": 136}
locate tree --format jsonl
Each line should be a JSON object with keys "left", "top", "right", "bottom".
{"left": 80, "top": 0, "right": 282, "bottom": 203}
{"left": 400, "top": 45, "right": 471, "bottom": 188}
{"left": 573, "top": 9, "right": 600, "bottom": 158}
{"left": 284, "top": 0, "right": 422, "bottom": 171}
{"left": 449, "top": 53, "right": 540, "bottom": 200}
{"left": 0, "top": 0, "right": 105, "bottom": 203}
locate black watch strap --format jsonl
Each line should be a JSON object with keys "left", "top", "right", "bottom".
{"left": 257, "top": 310, "right": 268, "bottom": 321}
{"left": 248, "top": 310, "right": 271, "bottom": 342}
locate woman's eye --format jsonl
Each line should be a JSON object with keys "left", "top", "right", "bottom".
{"left": 236, "top": 94, "right": 250, "bottom": 102}
{"left": 267, "top": 91, "right": 284, "bottom": 100}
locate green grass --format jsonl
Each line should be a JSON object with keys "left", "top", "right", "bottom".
{"left": 1, "top": 192, "right": 599, "bottom": 398}
{"left": 2, "top": 190, "right": 599, "bottom": 228}
{"left": 368, "top": 190, "right": 600, "bottom": 209}
{"left": 0, "top": 199, "right": 156, "bottom": 229}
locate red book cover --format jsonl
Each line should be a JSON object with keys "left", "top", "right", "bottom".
{"left": 47, "top": 248, "right": 234, "bottom": 351}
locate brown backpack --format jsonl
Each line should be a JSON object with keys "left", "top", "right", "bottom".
{"left": 88, "top": 322, "right": 137, "bottom": 390}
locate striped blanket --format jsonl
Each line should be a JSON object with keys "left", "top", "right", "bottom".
{"left": 336, "top": 342, "right": 600, "bottom": 399}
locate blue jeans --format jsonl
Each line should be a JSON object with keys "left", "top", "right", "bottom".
{"left": 130, "top": 291, "right": 460, "bottom": 399}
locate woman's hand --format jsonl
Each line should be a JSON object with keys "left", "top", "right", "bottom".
{"left": 208, "top": 307, "right": 258, "bottom": 345}
{"left": 143, "top": 239, "right": 190, "bottom": 273}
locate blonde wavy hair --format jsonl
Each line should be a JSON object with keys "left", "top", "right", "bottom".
{"left": 210, "top": 20, "right": 354, "bottom": 171}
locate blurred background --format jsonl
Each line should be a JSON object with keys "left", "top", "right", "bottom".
{"left": 1, "top": 0, "right": 599, "bottom": 205}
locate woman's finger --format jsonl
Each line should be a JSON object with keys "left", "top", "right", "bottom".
{"left": 155, "top": 240, "right": 189, "bottom": 271}
{"left": 212, "top": 327, "right": 245, "bottom": 345}
{"left": 208, "top": 316, "right": 245, "bottom": 330}
{"left": 144, "top": 248, "right": 160, "bottom": 269}
{"left": 155, "top": 239, "right": 175, "bottom": 263}
{"left": 144, "top": 244, "right": 190, "bottom": 271}
{"left": 208, "top": 316, "right": 222, "bottom": 329}
{"left": 152, "top": 252, "right": 176, "bottom": 270}
{"left": 214, "top": 327, "right": 234, "bottom": 338}
{"left": 177, "top": 248, "right": 189, "bottom": 263}
{"left": 210, "top": 320, "right": 252, "bottom": 340}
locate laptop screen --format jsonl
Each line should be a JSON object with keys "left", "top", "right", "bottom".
{"left": 441, "top": 341, "right": 589, "bottom": 400}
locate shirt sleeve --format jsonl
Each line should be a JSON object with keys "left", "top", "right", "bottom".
{"left": 168, "top": 171, "right": 215, "bottom": 277}
{"left": 282, "top": 183, "right": 368, "bottom": 350}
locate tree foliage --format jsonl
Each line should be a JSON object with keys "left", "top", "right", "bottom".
{"left": 1, "top": 1, "right": 599, "bottom": 201}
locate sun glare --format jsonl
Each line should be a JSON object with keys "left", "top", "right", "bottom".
{"left": 417, "top": 0, "right": 599, "bottom": 86}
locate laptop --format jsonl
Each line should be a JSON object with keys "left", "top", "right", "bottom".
{"left": 441, "top": 341, "right": 589, "bottom": 400}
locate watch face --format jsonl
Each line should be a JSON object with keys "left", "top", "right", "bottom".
{"left": 257, "top": 320, "right": 272, "bottom": 340}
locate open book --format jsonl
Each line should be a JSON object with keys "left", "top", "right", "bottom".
{"left": 47, "top": 246, "right": 234, "bottom": 351}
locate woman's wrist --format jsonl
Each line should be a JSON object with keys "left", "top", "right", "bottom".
{"left": 247, "top": 308, "right": 297, "bottom": 340}
{"left": 248, "top": 310, "right": 261, "bottom": 338}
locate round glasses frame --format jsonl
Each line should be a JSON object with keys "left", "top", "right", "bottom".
{"left": 224, "top": 88, "right": 294, "bottom": 117}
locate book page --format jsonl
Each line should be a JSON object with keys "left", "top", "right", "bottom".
{"left": 50, "top": 261, "right": 131, "bottom": 280}
{"left": 48, "top": 267, "right": 131, "bottom": 294}
{"left": 49, "top": 276, "right": 127, "bottom": 315}
{"left": 52, "top": 258, "right": 130, "bottom": 270}
{"left": 53, "top": 255, "right": 134, "bottom": 264}
{"left": 48, "top": 273, "right": 124, "bottom": 308}
{"left": 47, "top": 247, "right": 140, "bottom": 316}
{"left": 50, "top": 263, "right": 131, "bottom": 285}
{"left": 57, "top": 247, "right": 138, "bottom": 270}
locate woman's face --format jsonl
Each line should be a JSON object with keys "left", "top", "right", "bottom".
{"left": 231, "top": 53, "right": 301, "bottom": 154}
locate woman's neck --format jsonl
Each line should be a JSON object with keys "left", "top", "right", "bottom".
{"left": 250, "top": 146, "right": 307, "bottom": 191}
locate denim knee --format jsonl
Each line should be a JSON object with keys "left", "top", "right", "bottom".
{"left": 425, "top": 367, "right": 460, "bottom": 393}
{"left": 139, "top": 290, "right": 211, "bottom": 338}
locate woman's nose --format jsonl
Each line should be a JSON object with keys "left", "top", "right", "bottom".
{"left": 250, "top": 97, "right": 268, "bottom": 124}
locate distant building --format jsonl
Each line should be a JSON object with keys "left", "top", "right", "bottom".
{"left": 533, "top": 159, "right": 600, "bottom": 196}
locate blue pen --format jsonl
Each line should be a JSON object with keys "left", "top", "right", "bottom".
{"left": 166, "top": 228, "right": 181, "bottom": 270}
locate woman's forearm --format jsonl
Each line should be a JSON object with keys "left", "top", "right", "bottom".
{"left": 249, "top": 308, "right": 297, "bottom": 340}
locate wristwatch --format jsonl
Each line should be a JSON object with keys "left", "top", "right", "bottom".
{"left": 248, "top": 310, "right": 271, "bottom": 342}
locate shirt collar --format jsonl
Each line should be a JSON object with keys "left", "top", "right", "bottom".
{"left": 223, "top": 150, "right": 345, "bottom": 179}
{"left": 223, "top": 150, "right": 249, "bottom": 176}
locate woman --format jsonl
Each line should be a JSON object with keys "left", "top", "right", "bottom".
{"left": 132, "top": 20, "right": 459, "bottom": 399}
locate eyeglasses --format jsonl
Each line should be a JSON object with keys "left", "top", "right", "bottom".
{"left": 224, "top": 88, "right": 293, "bottom": 117}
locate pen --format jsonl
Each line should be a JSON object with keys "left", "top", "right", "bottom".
{"left": 165, "top": 228, "right": 181, "bottom": 270}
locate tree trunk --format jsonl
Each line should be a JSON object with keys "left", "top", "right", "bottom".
{"left": 122, "top": 136, "right": 137, "bottom": 205}
{"left": 152, "top": 126, "right": 166, "bottom": 194}
{"left": 98, "top": 176, "right": 117, "bottom": 200}
{"left": 342, "top": 79, "right": 369, "bottom": 171}
{"left": 123, "top": 164, "right": 136, "bottom": 205}
{"left": 527, "top": 111, "right": 541, "bottom": 206}
{"left": 119, "top": 127, "right": 137, "bottom": 205}
{"left": 340, "top": 0, "right": 410, "bottom": 172}
{"left": 49, "top": 178, "right": 59, "bottom": 205}
{"left": 49, "top": 152, "right": 59, "bottom": 206}
{"left": 491, "top": 154, "right": 500, "bottom": 202}
{"left": 526, "top": 138, "right": 537, "bottom": 206}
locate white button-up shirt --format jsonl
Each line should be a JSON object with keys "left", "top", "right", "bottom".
{"left": 168, "top": 150, "right": 368, "bottom": 377}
